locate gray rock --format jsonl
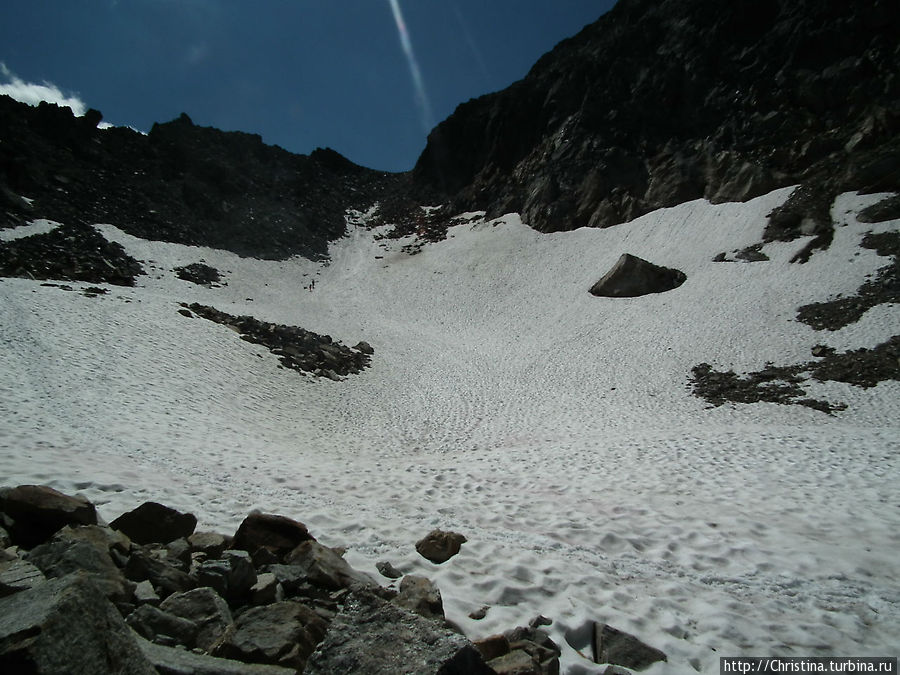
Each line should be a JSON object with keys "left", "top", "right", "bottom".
{"left": 487, "top": 649, "right": 536, "bottom": 674}
{"left": 126, "top": 603, "right": 199, "bottom": 646}
{"left": 0, "top": 572, "right": 156, "bottom": 674}
{"left": 197, "top": 549, "right": 257, "bottom": 606}
{"left": 394, "top": 574, "right": 444, "bottom": 620}
{"left": 354, "top": 341, "right": 374, "bottom": 355}
{"left": 285, "top": 540, "right": 377, "bottom": 591}
{"left": 0, "top": 484, "right": 97, "bottom": 548}
{"left": 25, "top": 531, "right": 131, "bottom": 602}
{"left": 249, "top": 572, "right": 283, "bottom": 606}
{"left": 589, "top": 253, "right": 686, "bottom": 298}
{"left": 137, "top": 636, "right": 296, "bottom": 675}
{"left": 504, "top": 625, "right": 562, "bottom": 675}
{"left": 375, "top": 560, "right": 403, "bottom": 579}
{"left": 233, "top": 511, "right": 314, "bottom": 564}
{"left": 125, "top": 547, "right": 195, "bottom": 598}
{"left": 305, "top": 589, "right": 494, "bottom": 675}
{"left": 160, "top": 586, "right": 233, "bottom": 652}
{"left": 0, "top": 558, "right": 46, "bottom": 597}
{"left": 133, "top": 579, "right": 161, "bottom": 605}
{"left": 593, "top": 623, "right": 667, "bottom": 671}
{"left": 215, "top": 600, "right": 328, "bottom": 672}
{"left": 111, "top": 501, "right": 197, "bottom": 545}
{"left": 415, "top": 529, "right": 467, "bottom": 564}
{"left": 188, "top": 531, "right": 229, "bottom": 559}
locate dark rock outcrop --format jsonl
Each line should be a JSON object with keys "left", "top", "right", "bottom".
{"left": 175, "top": 262, "right": 225, "bottom": 286}
{"left": 589, "top": 253, "right": 686, "bottom": 297}
{"left": 0, "top": 98, "right": 403, "bottom": 260}
{"left": 186, "top": 303, "right": 373, "bottom": 379}
{"left": 232, "top": 511, "right": 315, "bottom": 564}
{"left": 407, "top": 0, "right": 899, "bottom": 241}
{"left": 0, "top": 221, "right": 145, "bottom": 286}
{"left": 593, "top": 623, "right": 667, "bottom": 671}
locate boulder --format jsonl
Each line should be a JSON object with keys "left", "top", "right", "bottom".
{"left": 196, "top": 549, "right": 257, "bottom": 606}
{"left": 415, "top": 529, "right": 467, "bottom": 564}
{"left": 304, "top": 589, "right": 494, "bottom": 675}
{"left": 249, "top": 572, "right": 283, "bottom": 606}
{"left": 215, "top": 600, "right": 328, "bottom": 672}
{"left": 285, "top": 540, "right": 377, "bottom": 591}
{"left": 593, "top": 623, "right": 667, "bottom": 671}
{"left": 138, "top": 636, "right": 296, "bottom": 675}
{"left": 0, "top": 485, "right": 97, "bottom": 548}
{"left": 375, "top": 561, "right": 403, "bottom": 579}
{"left": 124, "top": 547, "right": 195, "bottom": 598}
{"left": 126, "top": 603, "right": 199, "bottom": 647}
{"left": 25, "top": 530, "right": 131, "bottom": 602}
{"left": 159, "top": 586, "right": 233, "bottom": 652}
{"left": 589, "top": 253, "right": 686, "bottom": 297}
{"left": 0, "top": 558, "right": 46, "bottom": 597}
{"left": 394, "top": 574, "right": 444, "bottom": 620}
{"left": 232, "top": 511, "right": 315, "bottom": 563}
{"left": 188, "top": 531, "right": 230, "bottom": 559}
{"left": 110, "top": 501, "right": 197, "bottom": 545}
{"left": 0, "top": 572, "right": 156, "bottom": 674}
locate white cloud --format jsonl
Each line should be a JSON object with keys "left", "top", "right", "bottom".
{"left": 0, "top": 62, "right": 88, "bottom": 116}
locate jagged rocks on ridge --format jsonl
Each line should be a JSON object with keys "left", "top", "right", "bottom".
{"left": 589, "top": 253, "right": 687, "bottom": 297}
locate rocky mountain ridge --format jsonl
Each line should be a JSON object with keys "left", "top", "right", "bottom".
{"left": 410, "top": 0, "right": 899, "bottom": 239}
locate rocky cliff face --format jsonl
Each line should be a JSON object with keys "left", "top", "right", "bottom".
{"left": 411, "top": 0, "right": 899, "bottom": 233}
{"left": 0, "top": 98, "right": 402, "bottom": 259}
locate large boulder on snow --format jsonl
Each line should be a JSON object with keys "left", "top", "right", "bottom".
{"left": 589, "top": 253, "right": 686, "bottom": 297}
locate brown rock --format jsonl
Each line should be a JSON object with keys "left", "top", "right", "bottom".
{"left": 0, "top": 485, "right": 97, "bottom": 549}
{"left": 415, "top": 529, "right": 467, "bottom": 564}
{"left": 233, "top": 511, "right": 315, "bottom": 563}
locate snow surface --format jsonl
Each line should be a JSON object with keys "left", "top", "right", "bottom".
{"left": 1, "top": 188, "right": 898, "bottom": 673}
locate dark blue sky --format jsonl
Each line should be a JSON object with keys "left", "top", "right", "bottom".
{"left": 0, "top": 1, "right": 616, "bottom": 172}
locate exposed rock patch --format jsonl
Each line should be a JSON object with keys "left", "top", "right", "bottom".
{"left": 185, "top": 303, "right": 373, "bottom": 379}
{"left": 0, "top": 221, "right": 145, "bottom": 286}
{"left": 175, "top": 262, "right": 225, "bottom": 287}
{"left": 415, "top": 529, "right": 467, "bottom": 564}
{"left": 691, "top": 336, "right": 899, "bottom": 413}
{"left": 857, "top": 194, "right": 900, "bottom": 223}
{"left": 797, "top": 231, "right": 899, "bottom": 330}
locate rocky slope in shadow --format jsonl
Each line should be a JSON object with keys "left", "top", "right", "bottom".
{"left": 0, "top": 99, "right": 403, "bottom": 260}
{"left": 409, "top": 0, "right": 899, "bottom": 235}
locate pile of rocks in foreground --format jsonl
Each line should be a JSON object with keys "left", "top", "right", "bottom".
{"left": 0, "top": 484, "right": 573, "bottom": 674}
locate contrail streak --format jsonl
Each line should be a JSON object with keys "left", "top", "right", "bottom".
{"left": 387, "top": 0, "right": 435, "bottom": 133}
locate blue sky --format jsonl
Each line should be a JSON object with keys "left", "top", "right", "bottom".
{"left": 0, "top": 1, "right": 615, "bottom": 172}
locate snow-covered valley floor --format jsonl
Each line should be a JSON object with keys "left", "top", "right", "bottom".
{"left": 1, "top": 188, "right": 898, "bottom": 673}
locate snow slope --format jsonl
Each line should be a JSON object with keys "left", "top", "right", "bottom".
{"left": 1, "top": 188, "right": 898, "bottom": 673}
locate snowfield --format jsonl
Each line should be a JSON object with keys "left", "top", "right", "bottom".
{"left": 1, "top": 187, "right": 898, "bottom": 673}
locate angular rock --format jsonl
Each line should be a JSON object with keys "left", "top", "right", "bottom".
{"left": 215, "top": 600, "right": 328, "bottom": 672}
{"left": 137, "top": 636, "right": 296, "bottom": 675}
{"left": 305, "top": 589, "right": 494, "bottom": 675}
{"left": 375, "top": 560, "right": 403, "bottom": 579}
{"left": 504, "top": 625, "right": 562, "bottom": 675}
{"left": 0, "top": 572, "right": 156, "bottom": 674}
{"left": 249, "top": 572, "right": 283, "bottom": 606}
{"left": 394, "top": 574, "right": 444, "bottom": 620}
{"left": 233, "top": 511, "right": 315, "bottom": 563}
{"left": 593, "top": 623, "right": 667, "bottom": 671}
{"left": 110, "top": 501, "right": 197, "bottom": 545}
{"left": 589, "top": 254, "right": 686, "bottom": 298}
{"left": 0, "top": 558, "right": 45, "bottom": 597}
{"left": 197, "top": 549, "right": 257, "bottom": 606}
{"left": 487, "top": 649, "right": 537, "bottom": 675}
{"left": 126, "top": 603, "right": 199, "bottom": 646}
{"left": 160, "top": 586, "right": 233, "bottom": 652}
{"left": 133, "top": 579, "right": 161, "bottom": 605}
{"left": 0, "top": 484, "right": 97, "bottom": 548}
{"left": 474, "top": 633, "right": 511, "bottom": 662}
{"left": 25, "top": 530, "right": 131, "bottom": 602}
{"left": 285, "top": 540, "right": 376, "bottom": 591}
{"left": 188, "top": 531, "right": 230, "bottom": 559}
{"left": 125, "top": 547, "right": 195, "bottom": 598}
{"left": 415, "top": 529, "right": 467, "bottom": 564}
